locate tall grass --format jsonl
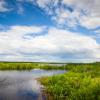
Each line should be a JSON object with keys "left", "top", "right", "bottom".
{"left": 40, "top": 62, "right": 100, "bottom": 100}
{"left": 0, "top": 62, "right": 100, "bottom": 100}
{"left": 0, "top": 62, "right": 65, "bottom": 70}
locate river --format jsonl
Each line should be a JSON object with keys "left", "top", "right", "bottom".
{"left": 0, "top": 69, "right": 66, "bottom": 100}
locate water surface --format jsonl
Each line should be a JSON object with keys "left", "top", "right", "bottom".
{"left": 0, "top": 69, "right": 66, "bottom": 100}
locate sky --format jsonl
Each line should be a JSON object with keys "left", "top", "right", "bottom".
{"left": 0, "top": 0, "right": 100, "bottom": 62}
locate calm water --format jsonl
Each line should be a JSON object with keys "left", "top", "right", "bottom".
{"left": 0, "top": 69, "right": 66, "bottom": 100}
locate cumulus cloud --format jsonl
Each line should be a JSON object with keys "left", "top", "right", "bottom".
{"left": 92, "top": 29, "right": 100, "bottom": 39}
{"left": 0, "top": 0, "right": 9, "bottom": 12}
{"left": 0, "top": 25, "right": 46, "bottom": 38}
{"left": 0, "top": 0, "right": 100, "bottom": 62}
{"left": 0, "top": 25, "right": 100, "bottom": 62}
{"left": 80, "top": 16, "right": 100, "bottom": 29}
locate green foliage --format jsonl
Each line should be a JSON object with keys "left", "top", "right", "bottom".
{"left": 40, "top": 62, "right": 100, "bottom": 100}
{"left": 0, "top": 62, "right": 100, "bottom": 100}
{"left": 0, "top": 62, "right": 65, "bottom": 70}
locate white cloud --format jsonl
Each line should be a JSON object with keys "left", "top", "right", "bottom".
{"left": 80, "top": 16, "right": 100, "bottom": 29}
{"left": 95, "top": 30, "right": 100, "bottom": 34}
{"left": 17, "top": 5, "right": 24, "bottom": 14}
{"left": 0, "top": 0, "right": 9, "bottom": 12}
{"left": 92, "top": 29, "right": 100, "bottom": 39}
{"left": 0, "top": 25, "right": 46, "bottom": 39}
{"left": 0, "top": 25, "right": 100, "bottom": 62}
{"left": 14, "top": 0, "right": 100, "bottom": 29}
{"left": 35, "top": 0, "right": 100, "bottom": 29}
{"left": 0, "top": 1, "right": 100, "bottom": 62}
{"left": 62, "top": 0, "right": 100, "bottom": 29}
{"left": 36, "top": 0, "right": 50, "bottom": 8}
{"left": 62, "top": 0, "right": 100, "bottom": 17}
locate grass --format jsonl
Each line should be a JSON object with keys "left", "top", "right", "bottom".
{"left": 0, "top": 62, "right": 65, "bottom": 70}
{"left": 0, "top": 62, "right": 100, "bottom": 100}
{"left": 40, "top": 62, "right": 100, "bottom": 100}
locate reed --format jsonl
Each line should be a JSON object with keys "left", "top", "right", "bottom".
{"left": 0, "top": 62, "right": 65, "bottom": 70}
{"left": 40, "top": 62, "right": 100, "bottom": 100}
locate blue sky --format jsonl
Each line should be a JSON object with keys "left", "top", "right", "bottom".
{"left": 0, "top": 0, "right": 100, "bottom": 62}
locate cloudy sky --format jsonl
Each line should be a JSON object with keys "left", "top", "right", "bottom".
{"left": 0, "top": 0, "right": 100, "bottom": 62}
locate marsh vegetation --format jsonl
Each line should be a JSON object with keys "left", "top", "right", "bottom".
{"left": 40, "top": 62, "right": 100, "bottom": 100}
{"left": 0, "top": 62, "right": 65, "bottom": 70}
{"left": 0, "top": 62, "right": 100, "bottom": 100}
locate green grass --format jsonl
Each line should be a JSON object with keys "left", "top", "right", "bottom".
{"left": 0, "top": 62, "right": 65, "bottom": 70}
{"left": 0, "top": 62, "right": 100, "bottom": 100}
{"left": 40, "top": 62, "right": 100, "bottom": 100}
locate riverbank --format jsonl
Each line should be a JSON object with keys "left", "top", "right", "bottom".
{"left": 0, "top": 62, "right": 65, "bottom": 70}
{"left": 0, "top": 62, "right": 100, "bottom": 100}
{"left": 39, "top": 62, "right": 100, "bottom": 100}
